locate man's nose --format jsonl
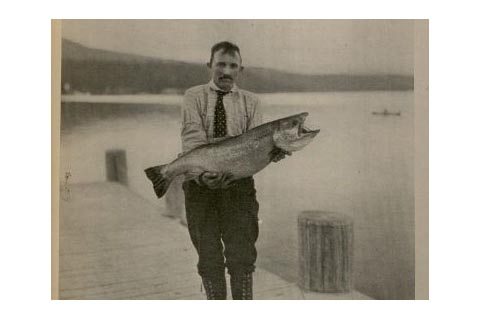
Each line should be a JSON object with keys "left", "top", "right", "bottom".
{"left": 222, "top": 66, "right": 233, "bottom": 75}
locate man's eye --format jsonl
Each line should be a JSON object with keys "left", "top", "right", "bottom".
{"left": 230, "top": 64, "right": 238, "bottom": 69}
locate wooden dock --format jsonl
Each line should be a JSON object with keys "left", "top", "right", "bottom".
{"left": 58, "top": 182, "right": 371, "bottom": 300}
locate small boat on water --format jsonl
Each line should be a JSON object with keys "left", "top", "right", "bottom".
{"left": 372, "top": 109, "right": 401, "bottom": 116}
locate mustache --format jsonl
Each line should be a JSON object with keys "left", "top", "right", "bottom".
{"left": 220, "top": 76, "right": 233, "bottom": 80}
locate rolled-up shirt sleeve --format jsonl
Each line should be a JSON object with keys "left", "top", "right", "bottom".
{"left": 247, "top": 95, "right": 263, "bottom": 130}
{"left": 181, "top": 91, "right": 208, "bottom": 154}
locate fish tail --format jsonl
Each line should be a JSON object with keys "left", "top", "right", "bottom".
{"left": 144, "top": 164, "right": 173, "bottom": 199}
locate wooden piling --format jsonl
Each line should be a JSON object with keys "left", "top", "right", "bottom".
{"left": 105, "top": 149, "right": 128, "bottom": 185}
{"left": 298, "top": 211, "right": 353, "bottom": 293}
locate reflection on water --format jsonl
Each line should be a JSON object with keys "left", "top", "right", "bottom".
{"left": 60, "top": 91, "right": 414, "bottom": 299}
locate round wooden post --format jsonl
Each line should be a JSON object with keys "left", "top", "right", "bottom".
{"left": 105, "top": 149, "right": 128, "bottom": 186}
{"left": 298, "top": 211, "right": 353, "bottom": 293}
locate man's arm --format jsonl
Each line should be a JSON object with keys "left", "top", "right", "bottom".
{"left": 247, "top": 95, "right": 263, "bottom": 131}
{"left": 181, "top": 90, "right": 208, "bottom": 154}
{"left": 181, "top": 90, "right": 229, "bottom": 189}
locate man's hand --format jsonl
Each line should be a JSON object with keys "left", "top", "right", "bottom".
{"left": 269, "top": 147, "right": 292, "bottom": 163}
{"left": 199, "top": 172, "right": 236, "bottom": 189}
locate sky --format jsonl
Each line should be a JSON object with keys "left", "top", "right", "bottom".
{"left": 62, "top": 20, "right": 414, "bottom": 75}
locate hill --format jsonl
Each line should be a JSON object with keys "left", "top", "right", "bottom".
{"left": 61, "top": 39, "right": 413, "bottom": 94}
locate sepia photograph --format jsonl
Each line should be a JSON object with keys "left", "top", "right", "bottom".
{"left": 52, "top": 19, "right": 428, "bottom": 300}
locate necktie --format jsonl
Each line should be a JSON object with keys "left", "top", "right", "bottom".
{"left": 214, "top": 90, "right": 229, "bottom": 137}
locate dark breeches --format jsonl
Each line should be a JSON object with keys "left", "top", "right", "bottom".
{"left": 183, "top": 177, "right": 259, "bottom": 278}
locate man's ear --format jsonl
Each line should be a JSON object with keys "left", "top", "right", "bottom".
{"left": 240, "top": 66, "right": 244, "bottom": 72}
{"left": 206, "top": 62, "right": 212, "bottom": 69}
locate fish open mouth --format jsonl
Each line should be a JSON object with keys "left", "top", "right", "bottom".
{"left": 300, "top": 124, "right": 312, "bottom": 135}
{"left": 274, "top": 112, "right": 320, "bottom": 152}
{"left": 297, "top": 118, "right": 320, "bottom": 136}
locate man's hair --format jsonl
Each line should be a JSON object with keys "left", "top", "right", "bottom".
{"left": 209, "top": 41, "right": 242, "bottom": 65}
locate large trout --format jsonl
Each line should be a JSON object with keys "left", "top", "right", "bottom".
{"left": 144, "top": 112, "right": 319, "bottom": 198}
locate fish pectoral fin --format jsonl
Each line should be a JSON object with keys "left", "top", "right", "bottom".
{"left": 269, "top": 147, "right": 291, "bottom": 162}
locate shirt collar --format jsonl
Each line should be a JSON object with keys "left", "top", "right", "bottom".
{"left": 208, "top": 79, "right": 239, "bottom": 93}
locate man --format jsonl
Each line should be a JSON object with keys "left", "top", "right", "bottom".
{"left": 181, "top": 41, "right": 289, "bottom": 300}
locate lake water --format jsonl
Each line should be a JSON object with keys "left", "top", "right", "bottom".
{"left": 60, "top": 91, "right": 414, "bottom": 299}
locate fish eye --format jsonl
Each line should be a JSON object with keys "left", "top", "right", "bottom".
{"left": 292, "top": 120, "right": 298, "bottom": 126}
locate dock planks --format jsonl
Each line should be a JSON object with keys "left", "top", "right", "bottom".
{"left": 58, "top": 182, "right": 371, "bottom": 300}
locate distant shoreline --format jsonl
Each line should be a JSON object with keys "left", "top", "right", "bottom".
{"left": 61, "top": 90, "right": 413, "bottom": 105}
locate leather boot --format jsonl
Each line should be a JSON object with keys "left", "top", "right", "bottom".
{"left": 201, "top": 275, "right": 227, "bottom": 300}
{"left": 230, "top": 272, "right": 253, "bottom": 300}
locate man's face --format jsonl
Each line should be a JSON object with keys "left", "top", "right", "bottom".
{"left": 208, "top": 49, "right": 243, "bottom": 92}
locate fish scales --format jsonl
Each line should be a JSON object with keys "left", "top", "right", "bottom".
{"left": 145, "top": 112, "right": 319, "bottom": 198}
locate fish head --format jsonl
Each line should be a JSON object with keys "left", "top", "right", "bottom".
{"left": 273, "top": 112, "right": 320, "bottom": 152}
